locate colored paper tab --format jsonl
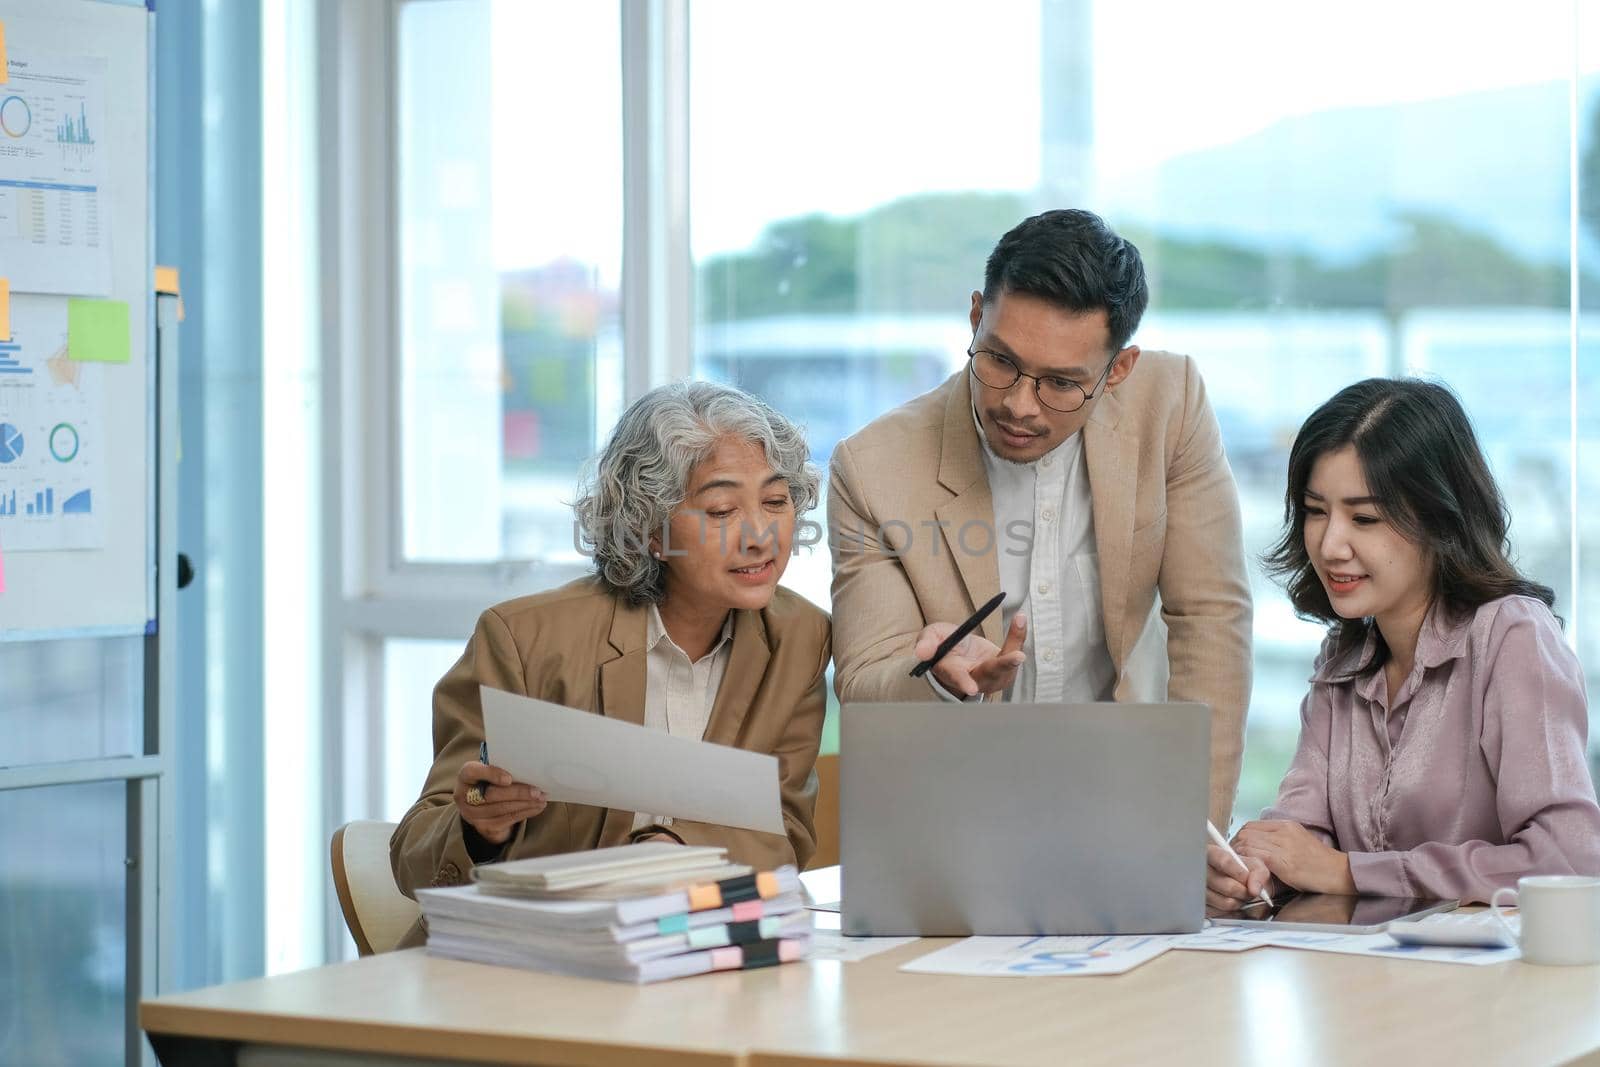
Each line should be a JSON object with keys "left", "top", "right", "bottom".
{"left": 67, "top": 298, "right": 130, "bottom": 363}
{"left": 0, "top": 278, "right": 9, "bottom": 342}
{"left": 0, "top": 21, "right": 8, "bottom": 85}
{"left": 154, "top": 267, "right": 186, "bottom": 320}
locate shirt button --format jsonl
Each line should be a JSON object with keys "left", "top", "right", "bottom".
{"left": 1042, "top": 456, "right": 1053, "bottom": 468}
{"left": 1043, "top": 648, "right": 1058, "bottom": 663}
{"left": 1037, "top": 582, "right": 1050, "bottom": 595}
{"left": 1041, "top": 507, "right": 1055, "bottom": 522}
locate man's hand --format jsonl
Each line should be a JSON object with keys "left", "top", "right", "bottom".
{"left": 1233, "top": 820, "right": 1355, "bottom": 895}
{"left": 915, "top": 612, "right": 1027, "bottom": 698}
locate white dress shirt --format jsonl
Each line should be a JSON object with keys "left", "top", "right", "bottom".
{"left": 931, "top": 412, "right": 1116, "bottom": 703}
{"left": 631, "top": 604, "right": 735, "bottom": 830}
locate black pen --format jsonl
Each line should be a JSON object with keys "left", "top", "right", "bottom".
{"left": 478, "top": 740, "right": 489, "bottom": 768}
{"left": 909, "top": 591, "right": 1007, "bottom": 678}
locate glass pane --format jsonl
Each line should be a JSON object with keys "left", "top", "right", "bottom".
{"left": 0, "top": 780, "right": 126, "bottom": 1066}
{"left": 0, "top": 635, "right": 142, "bottom": 767}
{"left": 382, "top": 638, "right": 472, "bottom": 823}
{"left": 397, "top": 0, "right": 622, "bottom": 563}
{"left": 690, "top": 0, "right": 1594, "bottom": 819}
{"left": 1581, "top": 15, "right": 1600, "bottom": 795}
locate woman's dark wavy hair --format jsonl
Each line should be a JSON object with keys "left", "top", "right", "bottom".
{"left": 1263, "top": 377, "right": 1554, "bottom": 676}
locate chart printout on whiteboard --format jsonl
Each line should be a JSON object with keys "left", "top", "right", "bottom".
{"left": 0, "top": 47, "right": 113, "bottom": 295}
{"left": 0, "top": 293, "right": 105, "bottom": 551}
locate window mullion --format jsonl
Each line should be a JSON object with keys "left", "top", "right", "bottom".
{"left": 623, "top": 0, "right": 692, "bottom": 398}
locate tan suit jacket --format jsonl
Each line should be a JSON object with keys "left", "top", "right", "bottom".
{"left": 390, "top": 577, "right": 829, "bottom": 946}
{"left": 828, "top": 354, "right": 1251, "bottom": 825}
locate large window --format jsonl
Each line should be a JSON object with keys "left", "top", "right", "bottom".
{"left": 397, "top": 0, "right": 622, "bottom": 565}
{"left": 686, "top": 0, "right": 1600, "bottom": 820}
{"left": 323, "top": 1, "right": 1600, "bottom": 970}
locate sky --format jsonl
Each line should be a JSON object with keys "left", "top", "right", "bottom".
{"left": 476, "top": 0, "right": 1600, "bottom": 271}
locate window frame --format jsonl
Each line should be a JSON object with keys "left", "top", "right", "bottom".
{"left": 318, "top": 0, "right": 693, "bottom": 958}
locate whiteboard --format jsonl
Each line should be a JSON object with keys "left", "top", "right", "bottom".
{"left": 0, "top": 0, "right": 150, "bottom": 637}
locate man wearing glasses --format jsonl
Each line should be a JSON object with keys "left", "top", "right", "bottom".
{"left": 827, "top": 209, "right": 1251, "bottom": 827}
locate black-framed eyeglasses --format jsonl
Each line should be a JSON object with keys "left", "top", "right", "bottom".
{"left": 965, "top": 342, "right": 1119, "bottom": 414}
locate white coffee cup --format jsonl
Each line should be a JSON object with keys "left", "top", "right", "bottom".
{"left": 1490, "top": 875, "right": 1600, "bottom": 965}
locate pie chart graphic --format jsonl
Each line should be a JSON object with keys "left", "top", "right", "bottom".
{"left": 0, "top": 95, "right": 30, "bottom": 139}
{"left": 0, "top": 423, "right": 23, "bottom": 463}
{"left": 50, "top": 423, "right": 80, "bottom": 462}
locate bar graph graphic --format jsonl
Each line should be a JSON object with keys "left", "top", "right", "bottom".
{"left": 0, "top": 488, "right": 90, "bottom": 517}
{"left": 0, "top": 340, "right": 32, "bottom": 376}
{"left": 0, "top": 284, "right": 105, "bottom": 550}
{"left": 57, "top": 101, "right": 92, "bottom": 145}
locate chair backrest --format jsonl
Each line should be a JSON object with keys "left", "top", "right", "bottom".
{"left": 809, "top": 752, "right": 840, "bottom": 869}
{"left": 331, "top": 820, "right": 420, "bottom": 956}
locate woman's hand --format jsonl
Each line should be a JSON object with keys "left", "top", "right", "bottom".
{"left": 1204, "top": 844, "right": 1274, "bottom": 911}
{"left": 915, "top": 613, "right": 1028, "bottom": 698}
{"left": 454, "top": 758, "right": 547, "bottom": 846}
{"left": 1233, "top": 820, "right": 1356, "bottom": 895}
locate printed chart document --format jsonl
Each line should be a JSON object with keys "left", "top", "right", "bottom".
{"left": 0, "top": 48, "right": 112, "bottom": 295}
{"left": 1241, "top": 929, "right": 1518, "bottom": 966}
{"left": 808, "top": 907, "right": 918, "bottom": 963}
{"left": 1164, "top": 923, "right": 1518, "bottom": 965}
{"left": 0, "top": 293, "right": 105, "bottom": 550}
{"left": 810, "top": 929, "right": 920, "bottom": 963}
{"left": 480, "top": 685, "right": 784, "bottom": 835}
{"left": 901, "top": 935, "right": 1171, "bottom": 977}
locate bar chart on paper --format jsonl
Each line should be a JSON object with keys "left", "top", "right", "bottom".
{"left": 0, "top": 296, "right": 105, "bottom": 551}
{"left": 0, "top": 48, "right": 112, "bottom": 295}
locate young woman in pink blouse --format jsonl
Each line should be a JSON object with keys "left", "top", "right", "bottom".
{"left": 1207, "top": 378, "right": 1600, "bottom": 909}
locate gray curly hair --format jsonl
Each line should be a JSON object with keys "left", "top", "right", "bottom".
{"left": 573, "top": 380, "right": 821, "bottom": 605}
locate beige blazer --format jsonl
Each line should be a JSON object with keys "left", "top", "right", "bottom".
{"left": 390, "top": 577, "right": 830, "bottom": 945}
{"left": 828, "top": 354, "right": 1252, "bottom": 825}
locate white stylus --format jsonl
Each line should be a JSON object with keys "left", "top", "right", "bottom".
{"left": 1208, "top": 820, "right": 1275, "bottom": 909}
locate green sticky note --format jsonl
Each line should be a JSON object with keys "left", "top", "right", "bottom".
{"left": 68, "top": 298, "right": 131, "bottom": 364}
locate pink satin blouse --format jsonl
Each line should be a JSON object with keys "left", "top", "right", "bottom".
{"left": 1263, "top": 595, "right": 1600, "bottom": 903}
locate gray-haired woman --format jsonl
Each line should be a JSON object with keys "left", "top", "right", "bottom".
{"left": 391, "top": 382, "right": 830, "bottom": 936}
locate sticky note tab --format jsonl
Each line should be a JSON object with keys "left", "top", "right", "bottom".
{"left": 0, "top": 278, "right": 9, "bottom": 342}
{"left": 154, "top": 267, "right": 185, "bottom": 320}
{"left": 67, "top": 298, "right": 130, "bottom": 363}
{"left": 0, "top": 21, "right": 9, "bottom": 85}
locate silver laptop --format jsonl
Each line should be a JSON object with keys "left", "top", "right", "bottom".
{"left": 840, "top": 701, "right": 1209, "bottom": 936}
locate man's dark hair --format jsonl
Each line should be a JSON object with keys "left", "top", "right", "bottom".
{"left": 982, "top": 209, "right": 1149, "bottom": 352}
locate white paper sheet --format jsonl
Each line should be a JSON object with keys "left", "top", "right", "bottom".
{"left": 809, "top": 929, "right": 921, "bottom": 963}
{"left": 806, "top": 908, "right": 918, "bottom": 961}
{"left": 0, "top": 49, "right": 113, "bottom": 295}
{"left": 1166, "top": 927, "right": 1279, "bottom": 953}
{"left": 479, "top": 685, "right": 784, "bottom": 835}
{"left": 0, "top": 295, "right": 107, "bottom": 550}
{"left": 1254, "top": 930, "right": 1519, "bottom": 966}
{"left": 799, "top": 865, "right": 841, "bottom": 912}
{"left": 899, "top": 935, "right": 1171, "bottom": 977}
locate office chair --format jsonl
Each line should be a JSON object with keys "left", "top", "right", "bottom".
{"left": 809, "top": 752, "right": 840, "bottom": 869}
{"left": 330, "top": 820, "right": 420, "bottom": 955}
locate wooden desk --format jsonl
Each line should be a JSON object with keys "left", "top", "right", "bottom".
{"left": 142, "top": 940, "right": 1600, "bottom": 1067}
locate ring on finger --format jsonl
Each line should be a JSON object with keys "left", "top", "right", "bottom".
{"left": 465, "top": 785, "right": 486, "bottom": 806}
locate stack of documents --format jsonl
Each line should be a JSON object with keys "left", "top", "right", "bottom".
{"left": 417, "top": 844, "right": 811, "bottom": 983}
